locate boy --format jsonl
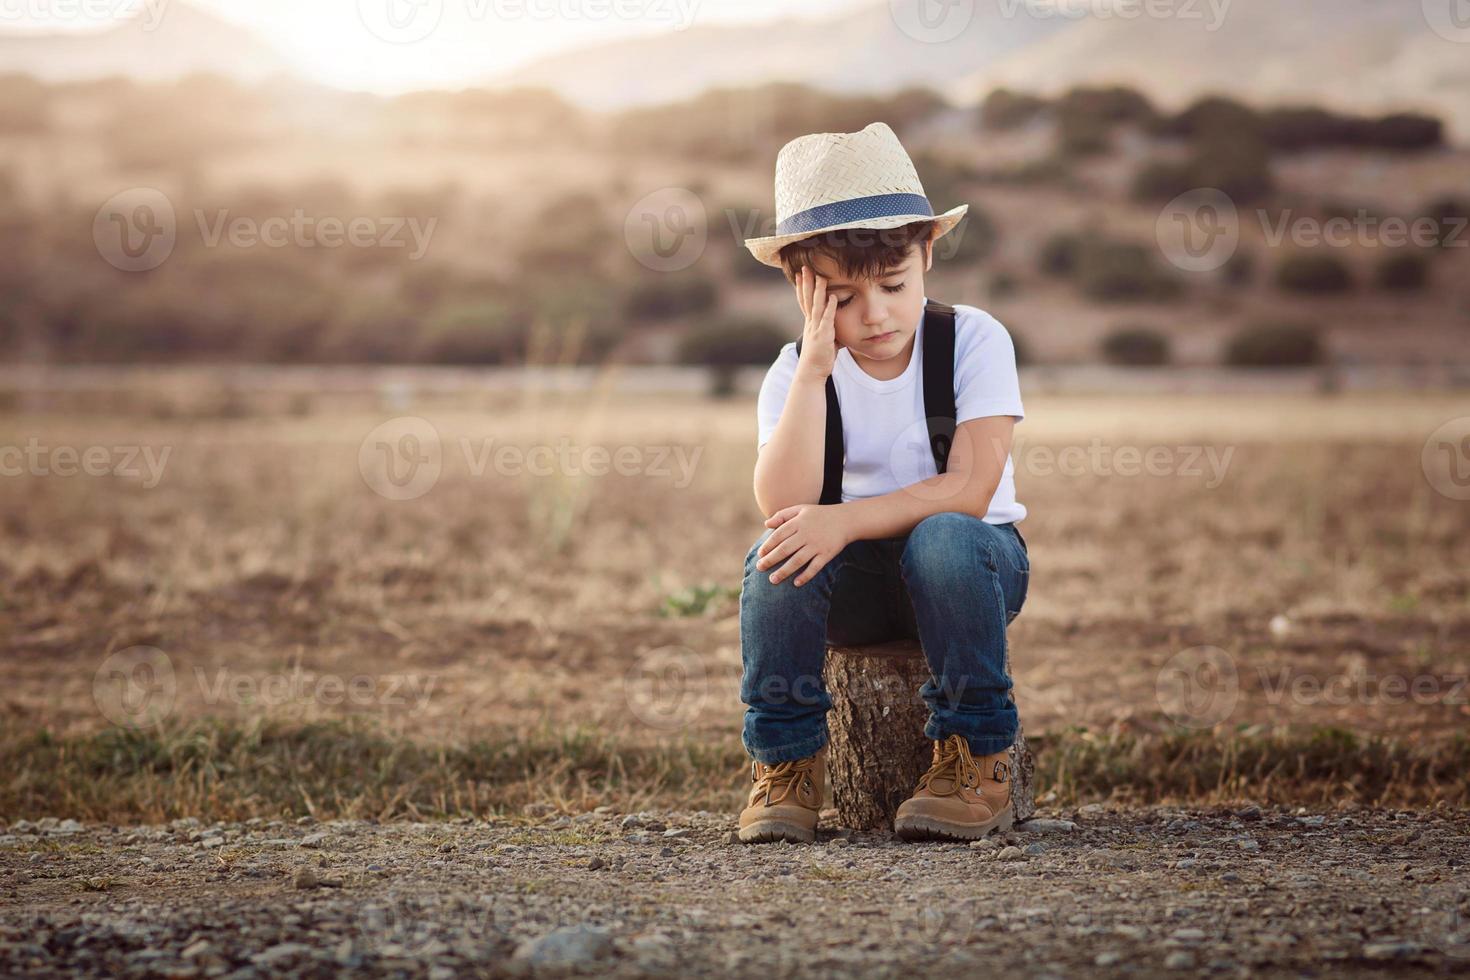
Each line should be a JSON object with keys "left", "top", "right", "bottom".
{"left": 736, "top": 122, "right": 1030, "bottom": 844}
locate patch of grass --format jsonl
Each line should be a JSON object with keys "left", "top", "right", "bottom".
{"left": 1035, "top": 725, "right": 1470, "bottom": 808}
{"left": 4, "top": 719, "right": 1468, "bottom": 824}
{"left": 656, "top": 581, "right": 741, "bottom": 618}
{"left": 0, "top": 717, "right": 748, "bottom": 824}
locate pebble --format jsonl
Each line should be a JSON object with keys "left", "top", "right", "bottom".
{"left": 1164, "top": 951, "right": 1195, "bottom": 969}
{"left": 1363, "top": 940, "right": 1423, "bottom": 960}
{"left": 1094, "top": 951, "right": 1122, "bottom": 966}
{"left": 997, "top": 846, "right": 1025, "bottom": 861}
{"left": 299, "top": 833, "right": 327, "bottom": 849}
{"left": 293, "top": 868, "right": 320, "bottom": 889}
{"left": 251, "top": 942, "right": 313, "bottom": 966}
{"left": 1024, "top": 843, "right": 1046, "bottom": 856}
{"left": 180, "top": 940, "right": 212, "bottom": 959}
{"left": 512, "top": 926, "right": 614, "bottom": 967}
{"left": 1017, "top": 819, "right": 1077, "bottom": 833}
{"left": 587, "top": 857, "right": 606, "bottom": 871}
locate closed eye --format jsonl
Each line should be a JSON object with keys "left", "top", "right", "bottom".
{"left": 834, "top": 282, "right": 905, "bottom": 309}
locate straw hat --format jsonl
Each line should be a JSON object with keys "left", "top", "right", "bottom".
{"left": 743, "top": 121, "right": 968, "bottom": 269}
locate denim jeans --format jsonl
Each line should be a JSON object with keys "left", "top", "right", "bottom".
{"left": 738, "top": 511, "right": 1029, "bottom": 764}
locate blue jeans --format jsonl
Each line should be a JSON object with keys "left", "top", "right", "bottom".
{"left": 739, "top": 512, "right": 1029, "bottom": 764}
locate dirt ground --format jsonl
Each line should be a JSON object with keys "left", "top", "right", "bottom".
{"left": 3, "top": 389, "right": 1467, "bottom": 748}
{"left": 4, "top": 804, "right": 1470, "bottom": 978}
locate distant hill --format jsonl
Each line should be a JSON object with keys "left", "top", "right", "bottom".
{"left": 0, "top": 3, "right": 292, "bottom": 84}
{"left": 489, "top": 0, "right": 1071, "bottom": 111}
{"left": 953, "top": 0, "right": 1470, "bottom": 139}
{"left": 492, "top": 0, "right": 1468, "bottom": 140}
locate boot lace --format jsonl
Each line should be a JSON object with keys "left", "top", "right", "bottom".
{"left": 916, "top": 734, "right": 1002, "bottom": 796}
{"left": 751, "top": 754, "right": 818, "bottom": 806}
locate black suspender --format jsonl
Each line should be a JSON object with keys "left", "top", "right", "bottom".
{"left": 792, "top": 300, "right": 957, "bottom": 505}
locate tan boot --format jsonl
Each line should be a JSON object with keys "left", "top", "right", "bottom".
{"left": 737, "top": 746, "right": 826, "bottom": 844}
{"left": 893, "top": 733, "right": 1014, "bottom": 841}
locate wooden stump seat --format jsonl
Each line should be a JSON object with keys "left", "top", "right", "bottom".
{"left": 821, "top": 639, "right": 1035, "bottom": 831}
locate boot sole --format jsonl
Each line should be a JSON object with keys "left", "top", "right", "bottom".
{"left": 738, "top": 819, "right": 816, "bottom": 844}
{"left": 894, "top": 804, "right": 1014, "bottom": 842}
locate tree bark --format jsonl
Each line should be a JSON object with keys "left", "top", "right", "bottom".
{"left": 822, "top": 640, "right": 1034, "bottom": 832}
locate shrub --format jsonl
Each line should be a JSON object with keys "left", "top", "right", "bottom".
{"left": 1155, "top": 96, "right": 1263, "bottom": 144}
{"left": 1375, "top": 251, "right": 1430, "bottom": 292}
{"left": 1361, "top": 113, "right": 1443, "bottom": 151}
{"left": 679, "top": 315, "right": 788, "bottom": 397}
{"left": 1055, "top": 109, "right": 1113, "bottom": 158}
{"left": 932, "top": 208, "right": 998, "bottom": 265}
{"left": 1261, "top": 108, "right": 1444, "bottom": 153}
{"left": 624, "top": 276, "right": 718, "bottom": 321}
{"left": 1038, "top": 232, "right": 1082, "bottom": 277}
{"left": 1076, "top": 238, "right": 1183, "bottom": 302}
{"left": 980, "top": 89, "right": 1047, "bottom": 130}
{"left": 1261, "top": 106, "right": 1360, "bottom": 152}
{"left": 1276, "top": 252, "right": 1353, "bottom": 294}
{"left": 1225, "top": 321, "right": 1323, "bottom": 367}
{"left": 1056, "top": 86, "right": 1155, "bottom": 125}
{"left": 1101, "top": 327, "right": 1171, "bottom": 366}
{"left": 1132, "top": 142, "right": 1273, "bottom": 204}
{"left": 988, "top": 271, "right": 1019, "bottom": 299}
{"left": 420, "top": 302, "right": 531, "bottom": 364}
{"left": 1223, "top": 250, "right": 1255, "bottom": 286}
{"left": 1420, "top": 197, "right": 1469, "bottom": 249}
{"left": 1130, "top": 160, "right": 1194, "bottom": 202}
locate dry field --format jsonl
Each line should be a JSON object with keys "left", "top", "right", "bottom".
{"left": 2, "top": 381, "right": 1468, "bottom": 821}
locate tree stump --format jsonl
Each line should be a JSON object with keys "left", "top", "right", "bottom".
{"left": 822, "top": 640, "right": 1034, "bottom": 831}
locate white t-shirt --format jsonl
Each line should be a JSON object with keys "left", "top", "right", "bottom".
{"left": 756, "top": 297, "right": 1026, "bottom": 524}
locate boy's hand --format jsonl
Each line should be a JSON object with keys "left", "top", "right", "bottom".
{"left": 755, "top": 503, "right": 854, "bottom": 587}
{"left": 792, "top": 265, "right": 843, "bottom": 386}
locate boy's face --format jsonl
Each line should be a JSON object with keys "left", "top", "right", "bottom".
{"left": 803, "top": 237, "right": 933, "bottom": 367}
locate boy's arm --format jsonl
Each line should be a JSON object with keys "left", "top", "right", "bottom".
{"left": 753, "top": 374, "right": 828, "bottom": 518}
{"left": 839, "top": 415, "right": 1015, "bottom": 540}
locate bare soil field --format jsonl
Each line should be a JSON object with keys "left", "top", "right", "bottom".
{"left": 3, "top": 388, "right": 1466, "bottom": 753}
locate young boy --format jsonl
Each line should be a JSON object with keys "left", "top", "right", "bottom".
{"left": 736, "top": 121, "right": 1030, "bottom": 844}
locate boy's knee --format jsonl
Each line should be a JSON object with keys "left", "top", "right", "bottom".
{"left": 902, "top": 512, "right": 989, "bottom": 578}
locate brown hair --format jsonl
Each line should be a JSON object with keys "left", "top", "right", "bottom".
{"left": 776, "top": 219, "right": 936, "bottom": 286}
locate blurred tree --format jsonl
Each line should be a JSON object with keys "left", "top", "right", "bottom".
{"left": 1225, "top": 321, "right": 1323, "bottom": 367}
{"left": 1276, "top": 252, "right": 1353, "bottom": 294}
{"left": 678, "top": 314, "right": 786, "bottom": 397}
{"left": 1101, "top": 326, "right": 1171, "bottom": 366}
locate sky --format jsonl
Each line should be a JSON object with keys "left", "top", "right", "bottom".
{"left": 0, "top": 0, "right": 872, "bottom": 92}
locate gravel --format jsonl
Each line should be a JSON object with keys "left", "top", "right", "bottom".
{"left": 3, "top": 805, "right": 1468, "bottom": 977}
